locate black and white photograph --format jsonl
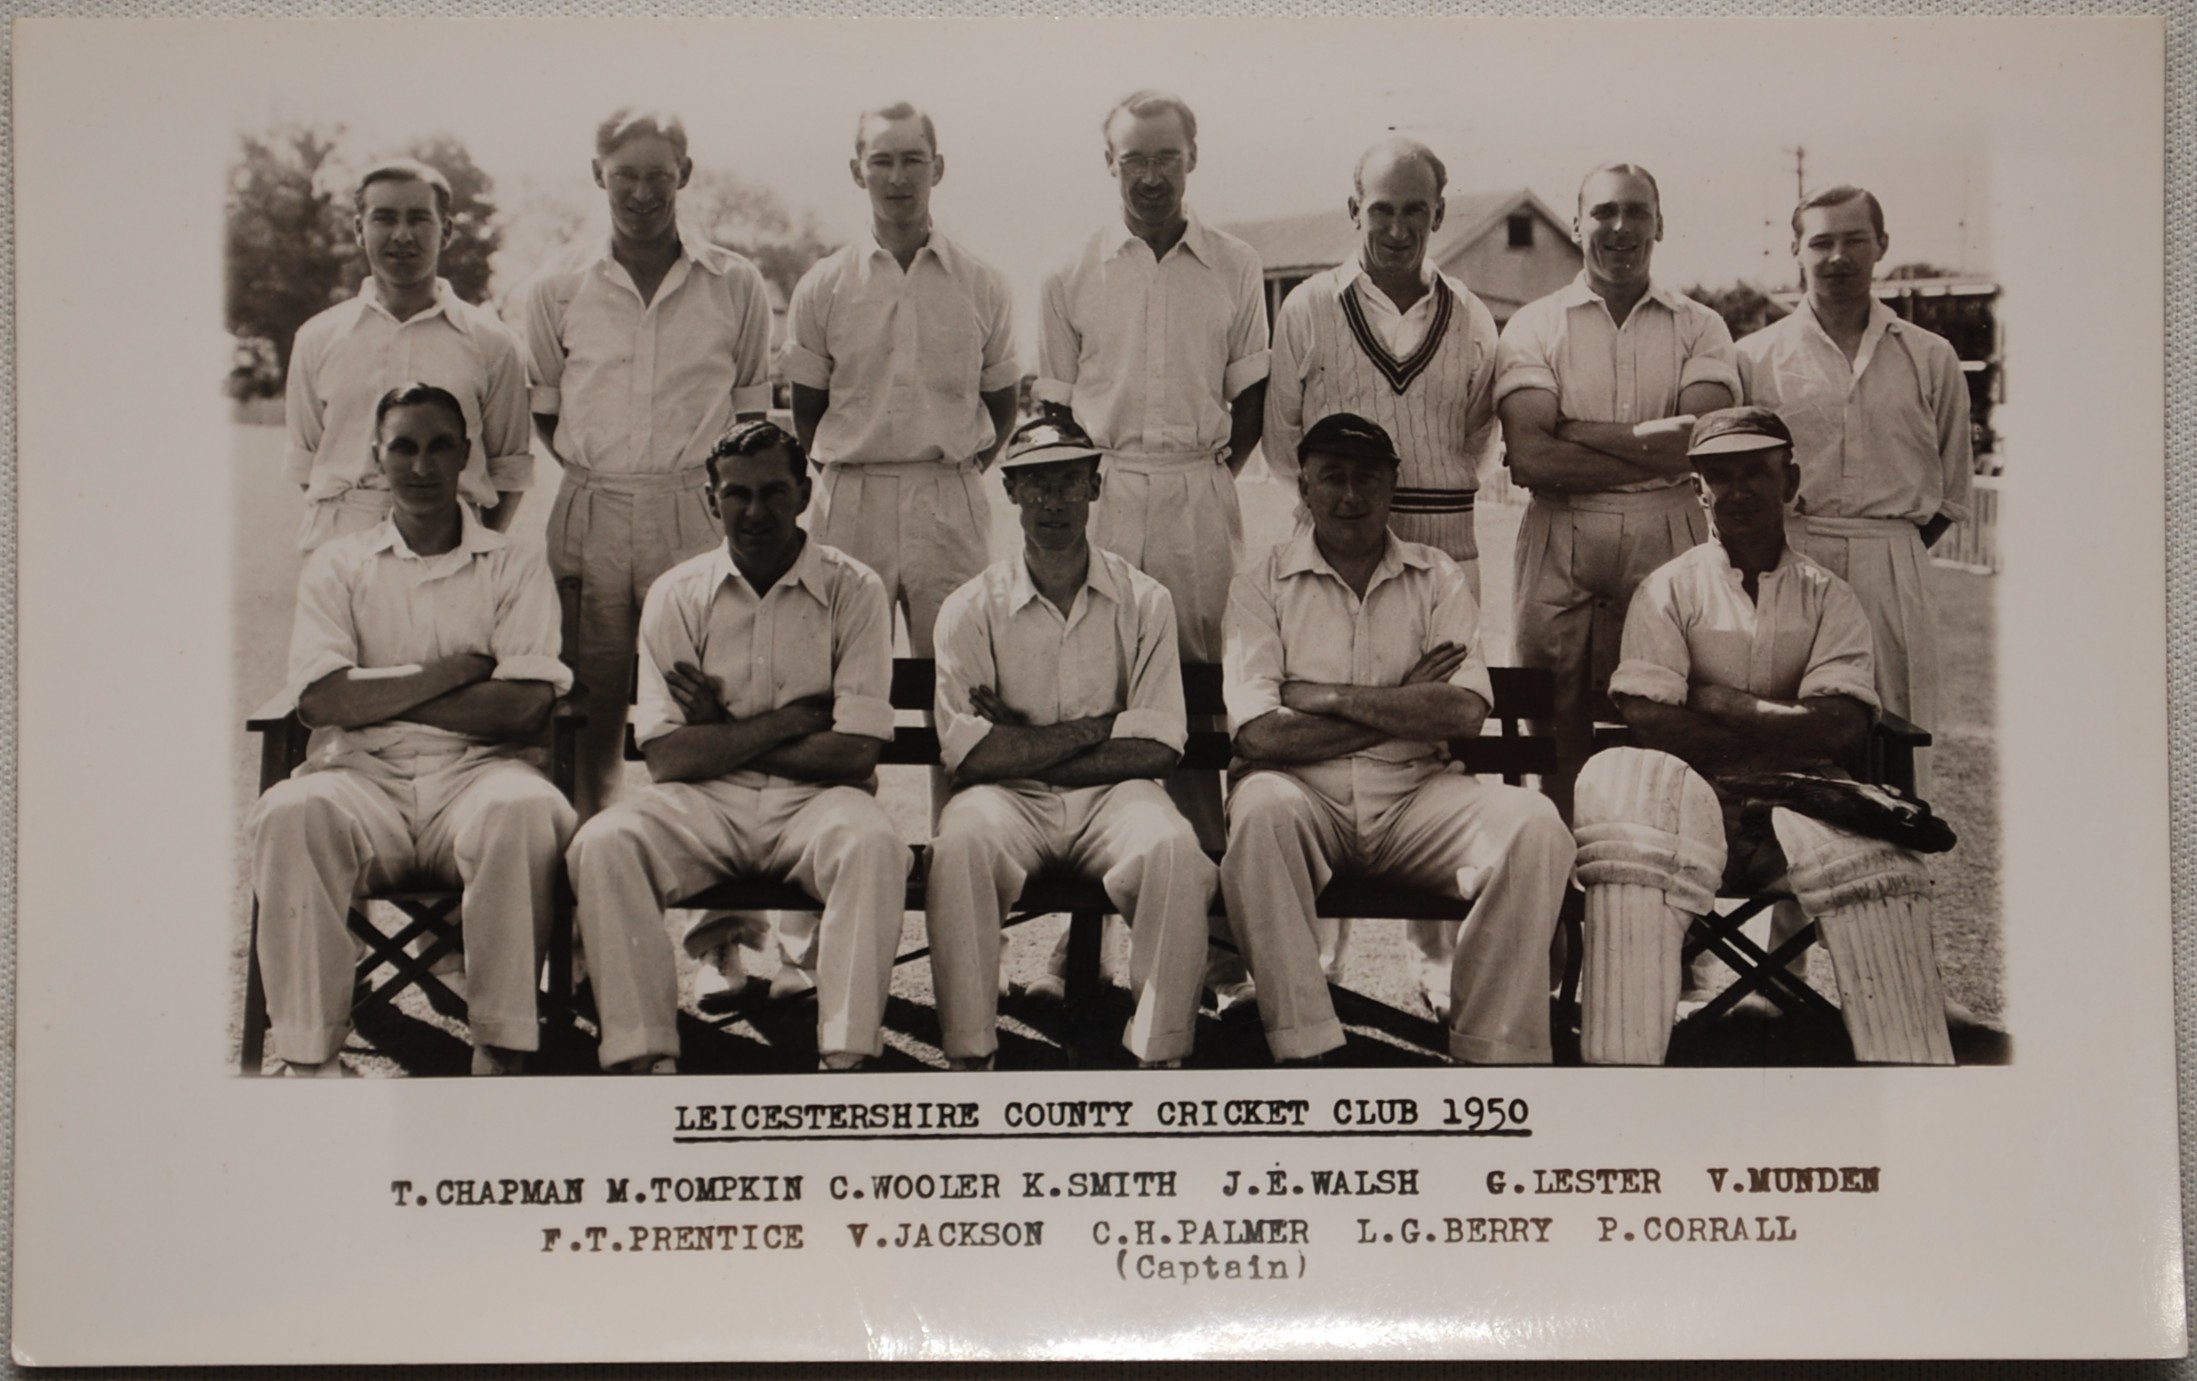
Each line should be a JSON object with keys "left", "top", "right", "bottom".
{"left": 9, "top": 14, "right": 2179, "bottom": 1365}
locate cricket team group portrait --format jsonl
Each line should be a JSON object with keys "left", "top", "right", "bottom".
{"left": 227, "top": 43, "right": 2007, "bottom": 1080}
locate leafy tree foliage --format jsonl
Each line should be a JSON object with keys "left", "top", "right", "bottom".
{"left": 1684, "top": 281, "right": 1790, "bottom": 340}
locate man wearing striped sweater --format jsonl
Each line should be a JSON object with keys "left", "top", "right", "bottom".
{"left": 1264, "top": 136, "right": 1503, "bottom": 1012}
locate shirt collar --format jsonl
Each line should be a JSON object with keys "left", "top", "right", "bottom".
{"left": 1559, "top": 269, "right": 1685, "bottom": 317}
{"left": 596, "top": 227, "right": 736, "bottom": 278}
{"left": 358, "top": 276, "right": 458, "bottom": 324}
{"left": 363, "top": 502, "right": 506, "bottom": 562}
{"left": 1008, "top": 547, "right": 1118, "bottom": 614}
{"left": 1338, "top": 256, "right": 1437, "bottom": 294}
{"left": 1103, "top": 206, "right": 1212, "bottom": 264}
{"left": 858, "top": 224, "right": 955, "bottom": 276}
{"left": 709, "top": 533, "right": 832, "bottom": 602}
{"left": 1275, "top": 523, "right": 1432, "bottom": 587}
{"left": 1705, "top": 532, "right": 1805, "bottom": 584}
{"left": 1793, "top": 293, "right": 1903, "bottom": 349}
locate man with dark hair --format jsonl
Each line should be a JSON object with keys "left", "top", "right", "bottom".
{"left": 1496, "top": 161, "right": 1740, "bottom": 820}
{"left": 248, "top": 383, "right": 576, "bottom": 1076}
{"left": 925, "top": 417, "right": 1214, "bottom": 1070}
{"left": 564, "top": 421, "right": 907, "bottom": 1074}
{"left": 1736, "top": 184, "right": 1972, "bottom": 795}
{"left": 523, "top": 106, "right": 775, "bottom": 816}
{"left": 1577, "top": 406, "right": 1954, "bottom": 1065}
{"left": 1220, "top": 413, "right": 1573, "bottom": 1066}
{"left": 286, "top": 158, "right": 532, "bottom": 553}
{"left": 1264, "top": 134, "right": 1506, "bottom": 1013}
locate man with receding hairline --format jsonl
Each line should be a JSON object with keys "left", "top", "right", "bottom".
{"left": 285, "top": 158, "right": 533, "bottom": 554}
{"left": 1263, "top": 134, "right": 1504, "bottom": 1011}
{"left": 523, "top": 107, "right": 775, "bottom": 818}
{"left": 1496, "top": 160, "right": 1740, "bottom": 820}
{"left": 1735, "top": 184, "right": 1972, "bottom": 796}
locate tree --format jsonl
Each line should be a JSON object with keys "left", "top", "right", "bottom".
{"left": 1685, "top": 281, "right": 1789, "bottom": 340}
{"left": 224, "top": 122, "right": 505, "bottom": 398}
{"left": 1883, "top": 262, "right": 1960, "bottom": 282}
{"left": 684, "top": 168, "right": 837, "bottom": 302}
{"left": 401, "top": 134, "right": 501, "bottom": 305}
{"left": 226, "top": 122, "right": 348, "bottom": 389}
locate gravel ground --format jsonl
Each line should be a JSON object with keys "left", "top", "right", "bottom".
{"left": 226, "top": 422, "right": 2004, "bottom": 1074}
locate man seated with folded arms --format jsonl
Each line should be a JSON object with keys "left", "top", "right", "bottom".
{"left": 925, "top": 417, "right": 1217, "bottom": 1071}
{"left": 248, "top": 382, "right": 576, "bottom": 1077}
{"left": 564, "top": 421, "right": 907, "bottom": 1073}
{"left": 1577, "top": 405, "right": 1954, "bottom": 1065}
{"left": 1220, "top": 413, "right": 1574, "bottom": 1066}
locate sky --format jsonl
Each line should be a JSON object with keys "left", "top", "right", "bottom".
{"left": 236, "top": 18, "right": 1992, "bottom": 336}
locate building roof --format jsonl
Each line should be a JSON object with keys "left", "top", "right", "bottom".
{"left": 1223, "top": 188, "right": 1572, "bottom": 275}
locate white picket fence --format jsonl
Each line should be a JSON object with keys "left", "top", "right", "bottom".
{"left": 1934, "top": 475, "right": 2003, "bottom": 574}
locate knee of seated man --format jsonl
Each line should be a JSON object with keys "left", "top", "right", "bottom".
{"left": 248, "top": 775, "right": 357, "bottom": 849}
{"left": 566, "top": 800, "right": 654, "bottom": 867}
{"left": 1224, "top": 771, "right": 1307, "bottom": 834}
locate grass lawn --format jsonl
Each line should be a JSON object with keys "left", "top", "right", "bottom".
{"left": 227, "top": 422, "right": 2003, "bottom": 1073}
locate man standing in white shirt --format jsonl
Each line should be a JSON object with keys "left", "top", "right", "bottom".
{"left": 1263, "top": 135, "right": 1504, "bottom": 1010}
{"left": 1496, "top": 162, "right": 1740, "bottom": 820}
{"left": 751, "top": 103, "right": 1020, "bottom": 1004}
{"left": 1735, "top": 185, "right": 1973, "bottom": 795}
{"left": 1037, "top": 89, "right": 1269, "bottom": 670}
{"left": 285, "top": 159, "right": 533, "bottom": 554}
{"left": 523, "top": 108, "right": 774, "bottom": 817}
{"left": 926, "top": 418, "right": 1216, "bottom": 1070}
{"left": 1036, "top": 89, "right": 1267, "bottom": 1001}
{"left": 248, "top": 383, "right": 576, "bottom": 1076}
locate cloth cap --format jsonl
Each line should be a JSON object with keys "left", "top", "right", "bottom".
{"left": 1689, "top": 405, "right": 1795, "bottom": 457}
{"left": 1001, "top": 416, "right": 1102, "bottom": 471}
{"left": 1298, "top": 412, "right": 1402, "bottom": 466}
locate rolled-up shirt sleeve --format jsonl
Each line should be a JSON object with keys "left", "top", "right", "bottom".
{"left": 1797, "top": 580, "right": 1882, "bottom": 712}
{"left": 1222, "top": 254, "right": 1271, "bottom": 402}
{"left": 1931, "top": 337, "right": 1976, "bottom": 525}
{"left": 729, "top": 262, "right": 774, "bottom": 415}
{"left": 1222, "top": 570, "right": 1285, "bottom": 731}
{"left": 631, "top": 573, "right": 700, "bottom": 749}
{"left": 829, "top": 564, "right": 895, "bottom": 742}
{"left": 1608, "top": 571, "right": 1690, "bottom": 706}
{"left": 478, "top": 322, "right": 537, "bottom": 493}
{"left": 777, "top": 262, "right": 835, "bottom": 391}
{"left": 1112, "top": 583, "right": 1188, "bottom": 752}
{"left": 1424, "top": 562, "right": 1495, "bottom": 710}
{"left": 932, "top": 586, "right": 998, "bottom": 774}
{"left": 1032, "top": 268, "right": 1079, "bottom": 408}
{"left": 1461, "top": 301, "right": 1503, "bottom": 476}
{"left": 1493, "top": 307, "right": 1560, "bottom": 404}
{"left": 977, "top": 269, "right": 1022, "bottom": 394}
{"left": 1677, "top": 310, "right": 1742, "bottom": 398}
{"left": 488, "top": 545, "right": 575, "bottom": 694}
{"left": 282, "top": 324, "right": 326, "bottom": 489}
{"left": 1262, "top": 288, "right": 1311, "bottom": 482}
{"left": 522, "top": 274, "right": 566, "bottom": 416}
{"left": 285, "top": 546, "right": 362, "bottom": 706}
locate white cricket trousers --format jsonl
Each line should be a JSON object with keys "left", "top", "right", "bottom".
{"left": 566, "top": 779, "right": 908, "bottom": 1068}
{"left": 926, "top": 779, "right": 1216, "bottom": 1064}
{"left": 248, "top": 745, "right": 575, "bottom": 1065}
{"left": 1221, "top": 759, "right": 1573, "bottom": 1063}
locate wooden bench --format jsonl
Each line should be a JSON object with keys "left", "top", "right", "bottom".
{"left": 653, "top": 659, "right": 1573, "bottom": 1063}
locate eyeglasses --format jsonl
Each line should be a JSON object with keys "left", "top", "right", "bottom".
{"left": 1006, "top": 472, "right": 1094, "bottom": 500}
{"left": 1115, "top": 151, "right": 1185, "bottom": 178}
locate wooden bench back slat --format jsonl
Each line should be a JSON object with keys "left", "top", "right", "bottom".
{"left": 878, "top": 658, "right": 1558, "bottom": 782}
